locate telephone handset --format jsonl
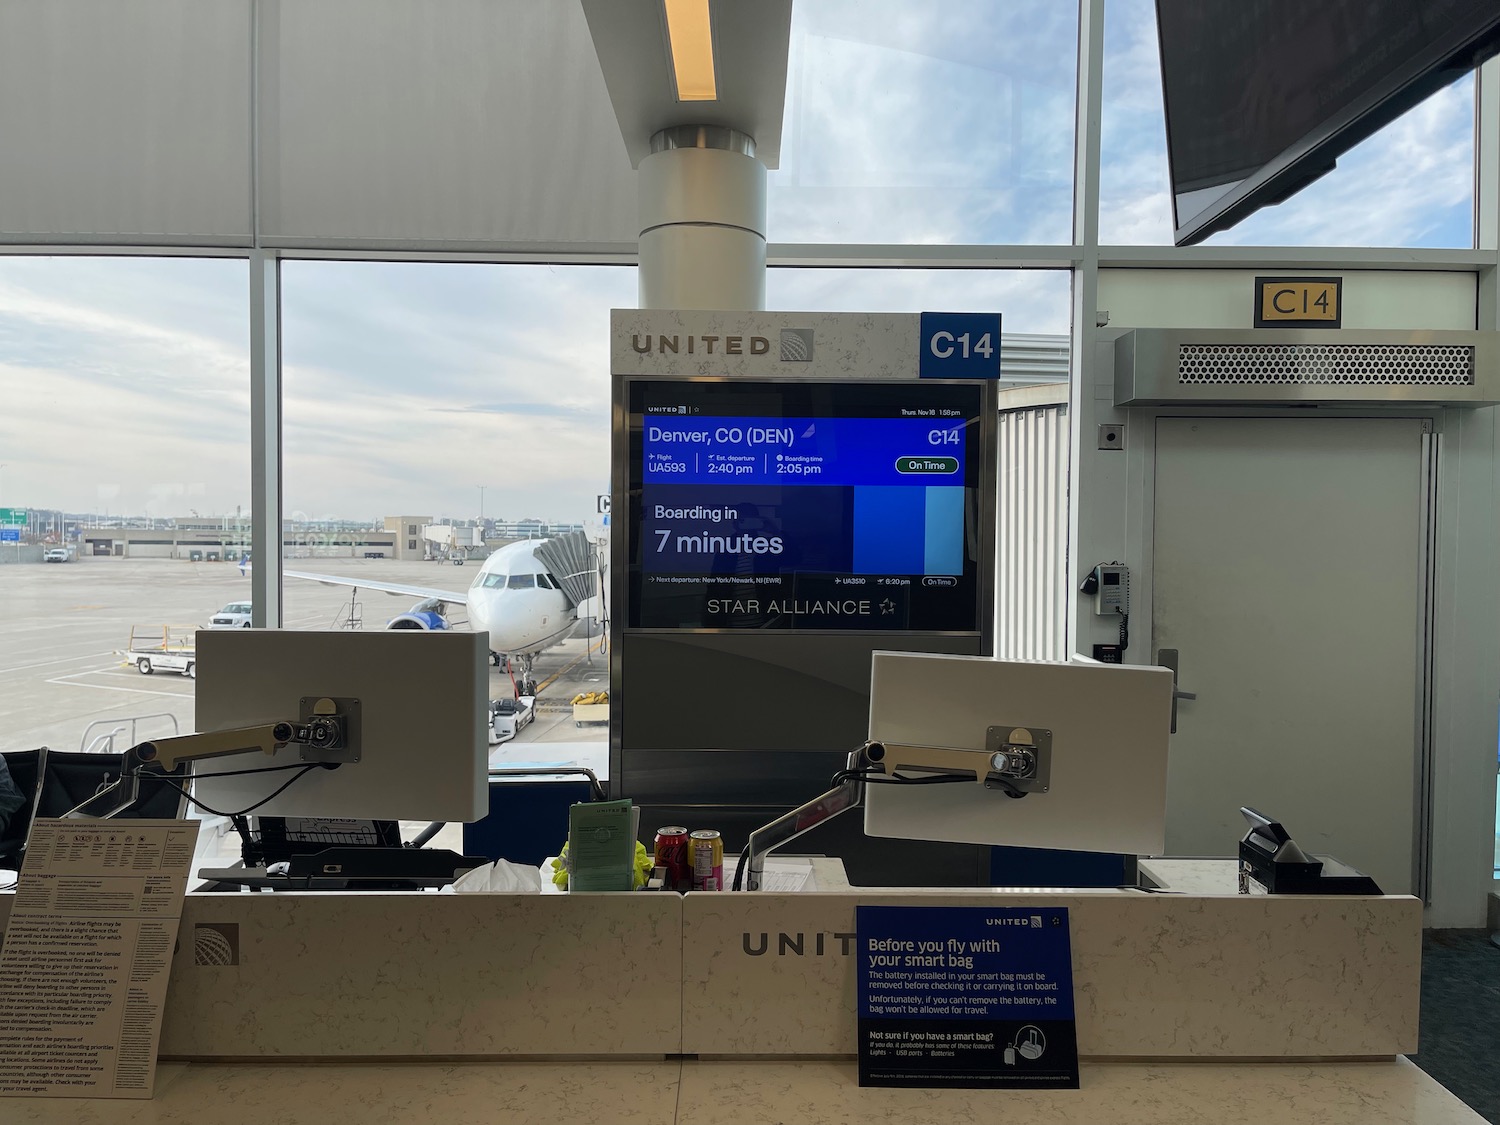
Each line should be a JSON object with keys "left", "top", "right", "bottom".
{"left": 1081, "top": 563, "right": 1129, "bottom": 617}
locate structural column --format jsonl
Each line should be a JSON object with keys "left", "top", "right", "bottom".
{"left": 638, "top": 125, "right": 766, "bottom": 311}
{"left": 248, "top": 250, "right": 282, "bottom": 628}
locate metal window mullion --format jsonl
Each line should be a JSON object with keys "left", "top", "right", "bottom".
{"left": 1475, "top": 56, "right": 1499, "bottom": 255}
{"left": 249, "top": 249, "right": 282, "bottom": 628}
{"left": 1412, "top": 430, "right": 1441, "bottom": 902}
{"left": 1067, "top": 0, "right": 1105, "bottom": 659}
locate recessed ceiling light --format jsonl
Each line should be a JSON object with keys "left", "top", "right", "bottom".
{"left": 664, "top": 0, "right": 717, "bottom": 101}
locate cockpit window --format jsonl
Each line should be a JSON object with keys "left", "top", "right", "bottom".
{"left": 507, "top": 574, "right": 536, "bottom": 590}
{"left": 480, "top": 573, "right": 506, "bottom": 589}
{"left": 535, "top": 573, "right": 554, "bottom": 590}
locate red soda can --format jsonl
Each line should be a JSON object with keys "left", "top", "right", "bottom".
{"left": 690, "top": 829, "right": 724, "bottom": 891}
{"left": 654, "top": 827, "right": 690, "bottom": 891}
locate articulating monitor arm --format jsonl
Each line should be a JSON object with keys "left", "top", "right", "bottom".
{"left": 741, "top": 725, "right": 1053, "bottom": 890}
{"left": 62, "top": 699, "right": 353, "bottom": 820}
{"left": 742, "top": 744, "right": 871, "bottom": 892}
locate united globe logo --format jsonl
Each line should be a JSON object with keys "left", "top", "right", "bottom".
{"left": 780, "top": 328, "right": 814, "bottom": 362}
{"left": 193, "top": 923, "right": 239, "bottom": 966}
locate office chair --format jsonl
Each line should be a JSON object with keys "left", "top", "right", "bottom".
{"left": 34, "top": 749, "right": 189, "bottom": 821}
{"left": 0, "top": 748, "right": 45, "bottom": 870}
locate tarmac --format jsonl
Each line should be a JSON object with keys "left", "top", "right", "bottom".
{"left": 0, "top": 554, "right": 610, "bottom": 770}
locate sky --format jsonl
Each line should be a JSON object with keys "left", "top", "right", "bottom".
{"left": 0, "top": 0, "right": 1480, "bottom": 524}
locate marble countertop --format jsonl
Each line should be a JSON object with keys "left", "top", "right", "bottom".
{"left": 1137, "top": 857, "right": 1241, "bottom": 895}
{"left": 3, "top": 1058, "right": 1484, "bottom": 1125}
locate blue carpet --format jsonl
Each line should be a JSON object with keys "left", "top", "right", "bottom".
{"left": 1409, "top": 929, "right": 1500, "bottom": 1123}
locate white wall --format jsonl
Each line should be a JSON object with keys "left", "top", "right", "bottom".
{"left": 1099, "top": 270, "right": 1477, "bottom": 332}
{"left": 1073, "top": 268, "right": 1499, "bottom": 927}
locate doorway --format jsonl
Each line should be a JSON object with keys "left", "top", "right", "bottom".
{"left": 1151, "top": 416, "right": 1433, "bottom": 895}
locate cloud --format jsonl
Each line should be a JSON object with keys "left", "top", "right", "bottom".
{"left": 444, "top": 401, "right": 593, "bottom": 418}
{"left": 769, "top": 1, "right": 1077, "bottom": 245}
{"left": 769, "top": 267, "right": 1071, "bottom": 335}
{"left": 0, "top": 257, "right": 252, "bottom": 518}
{"left": 0, "top": 257, "right": 636, "bottom": 522}
{"left": 277, "top": 261, "right": 633, "bottom": 520}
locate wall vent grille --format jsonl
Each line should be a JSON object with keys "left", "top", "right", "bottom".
{"left": 1178, "top": 343, "right": 1473, "bottom": 386}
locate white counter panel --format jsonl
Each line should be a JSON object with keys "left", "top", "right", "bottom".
{"left": 682, "top": 891, "right": 1420, "bottom": 1058}
{"left": 158, "top": 891, "right": 682, "bottom": 1057}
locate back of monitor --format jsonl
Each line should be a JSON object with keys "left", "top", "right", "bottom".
{"left": 864, "top": 652, "right": 1173, "bottom": 855}
{"left": 194, "top": 630, "right": 488, "bottom": 823}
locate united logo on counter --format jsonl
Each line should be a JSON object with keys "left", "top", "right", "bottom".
{"left": 193, "top": 923, "right": 240, "bottom": 966}
{"left": 856, "top": 905, "right": 1078, "bottom": 1089}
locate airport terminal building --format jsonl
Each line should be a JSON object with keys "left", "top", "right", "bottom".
{"left": 1, "top": 3, "right": 1499, "bottom": 1123}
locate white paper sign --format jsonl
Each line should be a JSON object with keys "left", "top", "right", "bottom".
{"left": 0, "top": 818, "right": 197, "bottom": 1098}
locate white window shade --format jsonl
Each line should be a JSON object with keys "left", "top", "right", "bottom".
{"left": 257, "top": 0, "right": 638, "bottom": 249}
{"left": 0, "top": 0, "right": 253, "bottom": 245}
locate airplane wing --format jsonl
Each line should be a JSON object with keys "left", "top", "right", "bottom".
{"left": 284, "top": 569, "right": 468, "bottom": 605}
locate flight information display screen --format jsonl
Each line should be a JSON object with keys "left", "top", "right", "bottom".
{"left": 626, "top": 380, "right": 984, "bottom": 632}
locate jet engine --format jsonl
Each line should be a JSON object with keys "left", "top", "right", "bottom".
{"left": 386, "top": 597, "right": 451, "bottom": 630}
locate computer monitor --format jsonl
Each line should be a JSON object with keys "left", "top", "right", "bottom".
{"left": 193, "top": 630, "right": 489, "bottom": 823}
{"left": 247, "top": 817, "right": 404, "bottom": 867}
{"left": 863, "top": 652, "right": 1173, "bottom": 856}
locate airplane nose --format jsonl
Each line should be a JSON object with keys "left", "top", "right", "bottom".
{"left": 470, "top": 589, "right": 533, "bottom": 647}
{"left": 468, "top": 590, "right": 499, "bottom": 635}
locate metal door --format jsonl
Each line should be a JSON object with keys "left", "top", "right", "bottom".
{"left": 1152, "top": 416, "right": 1432, "bottom": 894}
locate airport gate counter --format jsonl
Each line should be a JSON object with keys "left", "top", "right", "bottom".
{"left": 0, "top": 859, "right": 1480, "bottom": 1125}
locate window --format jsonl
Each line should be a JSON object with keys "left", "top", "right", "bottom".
{"left": 280, "top": 260, "right": 633, "bottom": 749}
{"left": 769, "top": 0, "right": 1077, "bottom": 244}
{"left": 0, "top": 255, "right": 250, "bottom": 753}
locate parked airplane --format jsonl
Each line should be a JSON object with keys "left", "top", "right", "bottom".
{"left": 270, "top": 531, "right": 604, "bottom": 696}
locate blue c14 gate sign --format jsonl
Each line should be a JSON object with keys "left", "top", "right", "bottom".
{"left": 919, "top": 312, "right": 1002, "bottom": 379}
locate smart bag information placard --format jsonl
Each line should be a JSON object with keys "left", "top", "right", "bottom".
{"left": 856, "top": 905, "right": 1078, "bottom": 1090}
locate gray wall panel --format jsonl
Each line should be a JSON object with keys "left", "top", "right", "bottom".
{"left": 997, "top": 401, "right": 1069, "bottom": 661}
{"left": 259, "top": 0, "right": 638, "bottom": 247}
{"left": 0, "top": 0, "right": 252, "bottom": 243}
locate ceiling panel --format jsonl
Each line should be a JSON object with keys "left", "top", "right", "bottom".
{"left": 258, "top": 0, "right": 639, "bottom": 249}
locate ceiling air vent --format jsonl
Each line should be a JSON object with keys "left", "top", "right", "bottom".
{"left": 1178, "top": 343, "right": 1473, "bottom": 386}
{"left": 1115, "top": 330, "right": 1499, "bottom": 407}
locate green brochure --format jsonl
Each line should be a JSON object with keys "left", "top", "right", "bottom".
{"left": 567, "top": 799, "right": 637, "bottom": 891}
